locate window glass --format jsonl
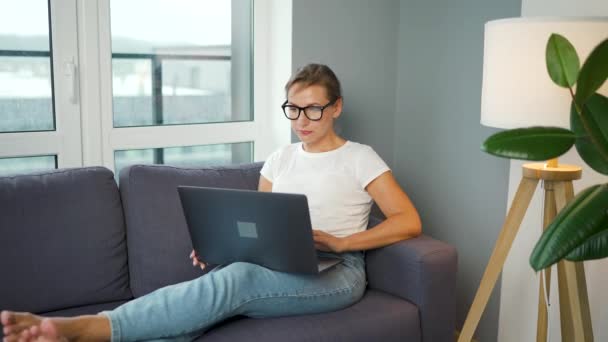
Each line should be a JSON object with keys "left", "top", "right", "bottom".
{"left": 0, "top": 0, "right": 54, "bottom": 133}
{"left": 114, "top": 141, "right": 253, "bottom": 176}
{"left": 110, "top": 0, "right": 252, "bottom": 128}
{"left": 0, "top": 155, "right": 56, "bottom": 176}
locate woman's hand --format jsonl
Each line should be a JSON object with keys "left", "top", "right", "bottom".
{"left": 313, "top": 230, "right": 349, "bottom": 253}
{"left": 189, "top": 250, "right": 208, "bottom": 270}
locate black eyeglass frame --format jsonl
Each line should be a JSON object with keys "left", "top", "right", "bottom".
{"left": 281, "top": 98, "right": 338, "bottom": 121}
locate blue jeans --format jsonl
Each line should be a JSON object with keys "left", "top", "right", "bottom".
{"left": 101, "top": 252, "right": 366, "bottom": 341}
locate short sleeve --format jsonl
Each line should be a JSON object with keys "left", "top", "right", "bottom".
{"left": 356, "top": 146, "right": 391, "bottom": 188}
{"left": 260, "top": 148, "right": 281, "bottom": 182}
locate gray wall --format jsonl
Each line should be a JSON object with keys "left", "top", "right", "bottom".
{"left": 291, "top": 0, "right": 400, "bottom": 165}
{"left": 394, "top": 1, "right": 519, "bottom": 341}
{"left": 293, "top": 0, "right": 519, "bottom": 340}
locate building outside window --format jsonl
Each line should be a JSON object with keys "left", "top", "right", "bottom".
{"left": 0, "top": 0, "right": 291, "bottom": 177}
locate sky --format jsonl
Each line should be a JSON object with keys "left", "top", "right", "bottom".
{"left": 0, "top": 0, "right": 232, "bottom": 46}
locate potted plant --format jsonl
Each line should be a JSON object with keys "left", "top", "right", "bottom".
{"left": 481, "top": 34, "right": 608, "bottom": 270}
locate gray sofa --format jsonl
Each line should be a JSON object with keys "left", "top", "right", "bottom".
{"left": 0, "top": 163, "right": 457, "bottom": 341}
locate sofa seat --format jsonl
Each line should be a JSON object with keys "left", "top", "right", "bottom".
{"left": 201, "top": 289, "right": 421, "bottom": 342}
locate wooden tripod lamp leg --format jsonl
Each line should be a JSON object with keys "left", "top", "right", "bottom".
{"left": 458, "top": 177, "right": 539, "bottom": 342}
{"left": 555, "top": 181, "right": 574, "bottom": 340}
{"left": 537, "top": 181, "right": 557, "bottom": 342}
{"left": 554, "top": 181, "right": 594, "bottom": 342}
{"left": 557, "top": 261, "right": 575, "bottom": 340}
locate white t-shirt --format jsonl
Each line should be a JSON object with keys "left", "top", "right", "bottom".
{"left": 260, "top": 141, "right": 390, "bottom": 238}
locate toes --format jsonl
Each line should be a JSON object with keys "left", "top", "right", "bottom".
{"left": 18, "top": 329, "right": 30, "bottom": 342}
{"left": 1, "top": 311, "right": 15, "bottom": 326}
{"left": 28, "top": 326, "right": 39, "bottom": 338}
{"left": 4, "top": 325, "right": 13, "bottom": 335}
{"left": 4, "top": 323, "right": 24, "bottom": 337}
{"left": 5, "top": 333, "right": 20, "bottom": 342}
{"left": 1, "top": 313, "right": 47, "bottom": 342}
{"left": 4, "top": 323, "right": 25, "bottom": 337}
{"left": 20, "top": 329, "right": 30, "bottom": 339}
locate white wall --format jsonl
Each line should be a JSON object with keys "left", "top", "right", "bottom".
{"left": 498, "top": 2, "right": 608, "bottom": 341}
{"left": 523, "top": 0, "right": 608, "bottom": 17}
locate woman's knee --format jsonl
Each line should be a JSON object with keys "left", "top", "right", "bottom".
{"left": 220, "top": 262, "right": 266, "bottom": 283}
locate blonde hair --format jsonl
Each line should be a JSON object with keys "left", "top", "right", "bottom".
{"left": 285, "top": 64, "right": 342, "bottom": 102}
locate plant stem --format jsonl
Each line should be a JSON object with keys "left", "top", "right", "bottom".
{"left": 569, "top": 87, "right": 582, "bottom": 113}
{"left": 569, "top": 86, "right": 608, "bottom": 162}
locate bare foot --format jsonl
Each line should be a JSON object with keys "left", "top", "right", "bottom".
{"left": 21, "top": 318, "right": 67, "bottom": 342}
{"left": 1, "top": 311, "right": 110, "bottom": 342}
{"left": 2, "top": 310, "right": 42, "bottom": 340}
{"left": 41, "top": 319, "right": 68, "bottom": 341}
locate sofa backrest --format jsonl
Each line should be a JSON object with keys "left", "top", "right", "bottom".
{"left": 119, "top": 163, "right": 263, "bottom": 297}
{"left": 0, "top": 167, "right": 132, "bottom": 313}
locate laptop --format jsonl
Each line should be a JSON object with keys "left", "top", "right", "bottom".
{"left": 177, "top": 186, "right": 343, "bottom": 275}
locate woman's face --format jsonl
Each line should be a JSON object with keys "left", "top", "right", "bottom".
{"left": 286, "top": 83, "right": 342, "bottom": 146}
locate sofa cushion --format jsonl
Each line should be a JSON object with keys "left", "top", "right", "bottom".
{"left": 199, "top": 289, "right": 421, "bottom": 341}
{"left": 0, "top": 167, "right": 132, "bottom": 313}
{"left": 119, "top": 163, "right": 263, "bottom": 297}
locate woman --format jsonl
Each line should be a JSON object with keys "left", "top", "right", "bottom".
{"left": 1, "top": 64, "right": 421, "bottom": 342}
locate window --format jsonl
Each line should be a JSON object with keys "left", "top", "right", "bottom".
{"left": 0, "top": 0, "right": 292, "bottom": 177}
{"left": 100, "top": 0, "right": 256, "bottom": 176}
{"left": 114, "top": 142, "right": 253, "bottom": 175}
{"left": 0, "top": 55, "right": 55, "bottom": 133}
{"left": 0, "top": 155, "right": 57, "bottom": 176}
{"left": 109, "top": 0, "right": 252, "bottom": 128}
{"left": 0, "top": 0, "right": 54, "bottom": 133}
{"left": 0, "top": 0, "right": 82, "bottom": 171}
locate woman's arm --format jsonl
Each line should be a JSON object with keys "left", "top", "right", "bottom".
{"left": 258, "top": 175, "right": 273, "bottom": 192}
{"left": 313, "top": 171, "right": 422, "bottom": 252}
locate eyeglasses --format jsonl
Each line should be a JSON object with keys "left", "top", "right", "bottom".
{"left": 281, "top": 99, "right": 337, "bottom": 121}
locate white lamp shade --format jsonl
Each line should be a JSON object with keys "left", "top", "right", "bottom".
{"left": 480, "top": 17, "right": 608, "bottom": 129}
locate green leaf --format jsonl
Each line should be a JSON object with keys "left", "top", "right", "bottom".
{"left": 565, "top": 228, "right": 608, "bottom": 261}
{"left": 546, "top": 34, "right": 580, "bottom": 88}
{"left": 571, "top": 93, "right": 608, "bottom": 175}
{"left": 530, "top": 184, "right": 608, "bottom": 271}
{"left": 575, "top": 38, "right": 608, "bottom": 105}
{"left": 482, "top": 127, "right": 575, "bottom": 161}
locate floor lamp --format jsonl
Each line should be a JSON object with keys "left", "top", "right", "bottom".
{"left": 458, "top": 17, "right": 608, "bottom": 342}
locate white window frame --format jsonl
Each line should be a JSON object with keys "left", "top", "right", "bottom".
{"left": 0, "top": 0, "right": 83, "bottom": 169}
{"left": 76, "top": 0, "right": 292, "bottom": 172}
{"left": 252, "top": 0, "right": 293, "bottom": 161}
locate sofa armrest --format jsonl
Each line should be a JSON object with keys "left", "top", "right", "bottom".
{"left": 365, "top": 218, "right": 458, "bottom": 342}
